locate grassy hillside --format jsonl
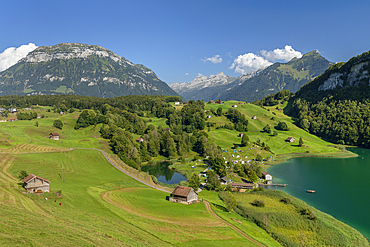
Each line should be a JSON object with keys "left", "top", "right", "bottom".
{"left": 0, "top": 103, "right": 364, "bottom": 246}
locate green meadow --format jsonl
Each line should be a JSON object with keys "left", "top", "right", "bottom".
{"left": 0, "top": 103, "right": 363, "bottom": 246}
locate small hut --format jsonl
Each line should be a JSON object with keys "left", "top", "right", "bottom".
{"left": 22, "top": 174, "right": 50, "bottom": 193}
{"left": 49, "top": 133, "right": 59, "bottom": 140}
{"left": 169, "top": 186, "right": 198, "bottom": 204}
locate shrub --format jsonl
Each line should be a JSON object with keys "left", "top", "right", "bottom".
{"left": 251, "top": 199, "right": 265, "bottom": 207}
{"left": 281, "top": 197, "right": 293, "bottom": 204}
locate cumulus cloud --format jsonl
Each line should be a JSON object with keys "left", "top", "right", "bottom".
{"left": 261, "top": 45, "right": 302, "bottom": 62}
{"left": 203, "top": 55, "right": 222, "bottom": 64}
{"left": 0, "top": 43, "right": 38, "bottom": 72}
{"left": 185, "top": 73, "right": 189, "bottom": 76}
{"left": 229, "top": 53, "right": 272, "bottom": 74}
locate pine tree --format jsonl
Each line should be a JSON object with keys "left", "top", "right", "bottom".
{"left": 299, "top": 137, "right": 304, "bottom": 147}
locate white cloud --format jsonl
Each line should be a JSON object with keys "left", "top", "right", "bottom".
{"left": 0, "top": 43, "right": 38, "bottom": 72}
{"left": 185, "top": 73, "right": 189, "bottom": 76}
{"left": 203, "top": 55, "right": 222, "bottom": 64}
{"left": 229, "top": 53, "right": 272, "bottom": 74}
{"left": 261, "top": 45, "right": 302, "bottom": 62}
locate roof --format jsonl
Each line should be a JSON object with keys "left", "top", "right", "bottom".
{"left": 262, "top": 172, "right": 270, "bottom": 176}
{"left": 50, "top": 132, "right": 59, "bottom": 136}
{"left": 22, "top": 174, "right": 50, "bottom": 183}
{"left": 171, "top": 186, "right": 195, "bottom": 197}
{"left": 286, "top": 137, "right": 294, "bottom": 140}
{"left": 231, "top": 182, "right": 254, "bottom": 187}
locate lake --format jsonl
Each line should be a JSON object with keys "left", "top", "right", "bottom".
{"left": 267, "top": 148, "right": 370, "bottom": 239}
{"left": 141, "top": 161, "right": 187, "bottom": 184}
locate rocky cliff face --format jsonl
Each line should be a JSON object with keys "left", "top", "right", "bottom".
{"left": 0, "top": 43, "right": 178, "bottom": 98}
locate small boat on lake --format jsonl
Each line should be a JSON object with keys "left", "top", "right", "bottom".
{"left": 306, "top": 190, "right": 315, "bottom": 193}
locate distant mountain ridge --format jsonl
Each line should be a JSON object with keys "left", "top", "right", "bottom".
{"left": 170, "top": 51, "right": 332, "bottom": 102}
{"left": 0, "top": 43, "right": 179, "bottom": 98}
{"left": 169, "top": 72, "right": 237, "bottom": 101}
{"left": 219, "top": 50, "right": 333, "bottom": 102}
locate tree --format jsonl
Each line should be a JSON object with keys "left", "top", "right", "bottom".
{"left": 18, "top": 170, "right": 28, "bottom": 180}
{"left": 35, "top": 121, "right": 39, "bottom": 127}
{"left": 188, "top": 173, "right": 200, "bottom": 191}
{"left": 217, "top": 107, "right": 222, "bottom": 116}
{"left": 241, "top": 133, "right": 249, "bottom": 146}
{"left": 53, "top": 119, "right": 63, "bottom": 129}
{"left": 248, "top": 170, "right": 259, "bottom": 183}
{"left": 219, "top": 191, "right": 237, "bottom": 212}
{"left": 272, "top": 130, "right": 278, "bottom": 136}
{"left": 210, "top": 157, "right": 226, "bottom": 177}
{"left": 276, "top": 121, "right": 289, "bottom": 131}
{"left": 263, "top": 124, "right": 271, "bottom": 134}
{"left": 206, "top": 170, "right": 220, "bottom": 190}
{"left": 299, "top": 137, "right": 304, "bottom": 147}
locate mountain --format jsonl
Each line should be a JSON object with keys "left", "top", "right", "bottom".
{"left": 169, "top": 72, "right": 237, "bottom": 101}
{"left": 288, "top": 49, "right": 370, "bottom": 147}
{"left": 219, "top": 50, "right": 333, "bottom": 102}
{"left": 293, "top": 50, "right": 370, "bottom": 102}
{"left": 0, "top": 43, "right": 179, "bottom": 98}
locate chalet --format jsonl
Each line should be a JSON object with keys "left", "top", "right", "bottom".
{"left": 286, "top": 137, "right": 295, "bottom": 142}
{"left": 37, "top": 114, "right": 41, "bottom": 119}
{"left": 8, "top": 107, "right": 17, "bottom": 113}
{"left": 22, "top": 174, "right": 50, "bottom": 193}
{"left": 174, "top": 101, "right": 180, "bottom": 105}
{"left": 169, "top": 186, "right": 198, "bottom": 204}
{"left": 136, "top": 137, "right": 144, "bottom": 143}
{"left": 60, "top": 111, "right": 65, "bottom": 115}
{"left": 231, "top": 182, "right": 258, "bottom": 190}
{"left": 49, "top": 132, "right": 60, "bottom": 140}
{"left": 0, "top": 107, "right": 6, "bottom": 112}
{"left": 219, "top": 176, "right": 229, "bottom": 185}
{"left": 210, "top": 100, "right": 215, "bottom": 104}
{"left": 262, "top": 172, "right": 272, "bottom": 181}
{"left": 252, "top": 116, "right": 257, "bottom": 120}
{"left": 9, "top": 118, "right": 16, "bottom": 122}
{"left": 207, "top": 115, "right": 212, "bottom": 119}
{"left": 239, "top": 133, "right": 243, "bottom": 137}
{"left": 232, "top": 104, "right": 237, "bottom": 108}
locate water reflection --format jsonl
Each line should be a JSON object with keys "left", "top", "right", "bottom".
{"left": 141, "top": 161, "right": 187, "bottom": 184}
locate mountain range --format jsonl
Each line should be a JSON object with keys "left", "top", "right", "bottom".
{"left": 170, "top": 50, "right": 332, "bottom": 102}
{"left": 0, "top": 43, "right": 179, "bottom": 98}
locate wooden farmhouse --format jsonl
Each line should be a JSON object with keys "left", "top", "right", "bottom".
{"left": 169, "top": 186, "right": 198, "bottom": 204}
{"left": 262, "top": 172, "right": 273, "bottom": 184}
{"left": 49, "top": 132, "right": 60, "bottom": 140}
{"left": 22, "top": 174, "right": 50, "bottom": 193}
{"left": 285, "top": 137, "right": 295, "bottom": 142}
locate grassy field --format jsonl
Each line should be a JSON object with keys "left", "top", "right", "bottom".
{"left": 233, "top": 190, "right": 369, "bottom": 246}
{"left": 0, "top": 103, "right": 364, "bottom": 246}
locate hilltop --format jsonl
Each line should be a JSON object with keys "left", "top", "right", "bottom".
{"left": 0, "top": 43, "right": 179, "bottom": 98}
{"left": 220, "top": 51, "right": 332, "bottom": 102}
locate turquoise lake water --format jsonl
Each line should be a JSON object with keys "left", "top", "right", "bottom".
{"left": 267, "top": 148, "right": 370, "bottom": 239}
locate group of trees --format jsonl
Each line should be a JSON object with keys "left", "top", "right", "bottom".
{"left": 225, "top": 108, "right": 249, "bottom": 132}
{"left": 16, "top": 111, "right": 38, "bottom": 120}
{"left": 290, "top": 97, "right": 370, "bottom": 147}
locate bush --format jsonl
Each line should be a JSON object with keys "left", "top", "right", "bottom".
{"left": 251, "top": 199, "right": 265, "bottom": 207}
{"left": 281, "top": 197, "right": 293, "bottom": 204}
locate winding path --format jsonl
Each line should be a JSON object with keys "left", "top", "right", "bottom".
{"left": 203, "top": 201, "right": 266, "bottom": 247}
{"left": 28, "top": 138, "right": 266, "bottom": 245}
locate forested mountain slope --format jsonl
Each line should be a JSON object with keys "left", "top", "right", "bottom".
{"left": 288, "top": 50, "right": 370, "bottom": 147}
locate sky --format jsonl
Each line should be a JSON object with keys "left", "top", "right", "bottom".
{"left": 1, "top": 0, "right": 370, "bottom": 84}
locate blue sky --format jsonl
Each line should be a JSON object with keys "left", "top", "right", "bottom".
{"left": 0, "top": 0, "right": 369, "bottom": 84}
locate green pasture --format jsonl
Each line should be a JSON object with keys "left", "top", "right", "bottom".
{"left": 233, "top": 190, "right": 369, "bottom": 246}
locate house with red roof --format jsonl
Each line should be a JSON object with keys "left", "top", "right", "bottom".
{"left": 22, "top": 174, "right": 50, "bottom": 193}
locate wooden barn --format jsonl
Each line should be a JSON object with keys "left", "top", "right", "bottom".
{"left": 22, "top": 174, "right": 50, "bottom": 193}
{"left": 49, "top": 132, "right": 59, "bottom": 140}
{"left": 169, "top": 186, "right": 198, "bottom": 204}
